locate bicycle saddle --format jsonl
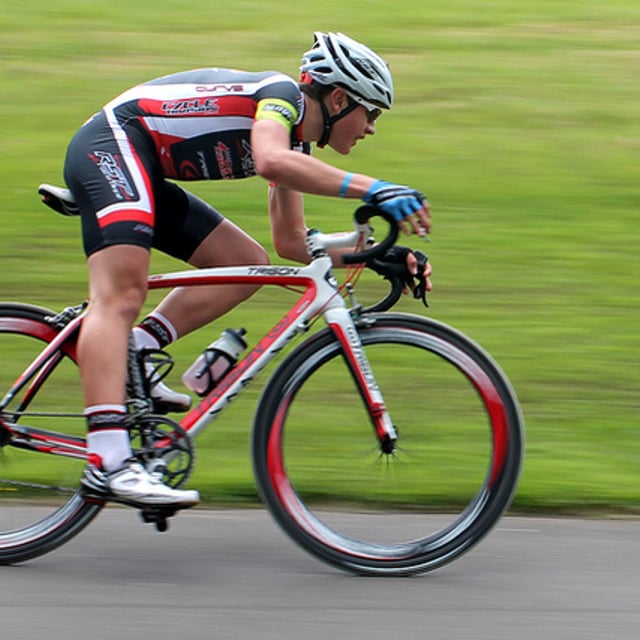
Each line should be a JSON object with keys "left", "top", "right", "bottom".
{"left": 38, "top": 183, "right": 79, "bottom": 216}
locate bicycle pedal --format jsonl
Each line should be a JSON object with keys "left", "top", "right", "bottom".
{"left": 140, "top": 506, "right": 180, "bottom": 532}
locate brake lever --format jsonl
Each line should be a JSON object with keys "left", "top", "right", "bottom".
{"left": 411, "top": 250, "right": 429, "bottom": 308}
{"left": 364, "top": 249, "right": 429, "bottom": 310}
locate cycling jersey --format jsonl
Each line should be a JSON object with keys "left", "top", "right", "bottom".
{"left": 63, "top": 69, "right": 307, "bottom": 258}
{"left": 106, "top": 68, "right": 306, "bottom": 180}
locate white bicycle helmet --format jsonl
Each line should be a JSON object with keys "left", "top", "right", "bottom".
{"left": 300, "top": 32, "right": 394, "bottom": 111}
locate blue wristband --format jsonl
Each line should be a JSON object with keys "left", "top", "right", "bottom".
{"left": 339, "top": 172, "right": 354, "bottom": 198}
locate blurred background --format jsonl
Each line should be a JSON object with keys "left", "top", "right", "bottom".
{"left": 1, "top": 0, "right": 638, "bottom": 510}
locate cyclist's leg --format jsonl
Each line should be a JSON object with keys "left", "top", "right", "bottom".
{"left": 64, "top": 111, "right": 155, "bottom": 471}
{"left": 81, "top": 245, "right": 149, "bottom": 408}
{"left": 63, "top": 115, "right": 199, "bottom": 506}
{"left": 144, "top": 183, "right": 269, "bottom": 339}
{"left": 79, "top": 245, "right": 149, "bottom": 470}
{"left": 78, "top": 248, "right": 200, "bottom": 506}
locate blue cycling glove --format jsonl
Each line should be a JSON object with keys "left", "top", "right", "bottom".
{"left": 363, "top": 180, "right": 427, "bottom": 222}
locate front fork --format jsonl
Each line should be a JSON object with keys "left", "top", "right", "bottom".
{"left": 324, "top": 307, "right": 398, "bottom": 454}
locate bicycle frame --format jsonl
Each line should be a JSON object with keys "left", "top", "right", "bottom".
{"left": 0, "top": 233, "right": 398, "bottom": 461}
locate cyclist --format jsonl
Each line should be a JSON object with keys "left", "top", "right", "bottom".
{"left": 64, "top": 31, "right": 432, "bottom": 508}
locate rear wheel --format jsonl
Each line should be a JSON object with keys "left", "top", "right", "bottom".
{"left": 0, "top": 303, "right": 102, "bottom": 564}
{"left": 252, "top": 313, "right": 524, "bottom": 576}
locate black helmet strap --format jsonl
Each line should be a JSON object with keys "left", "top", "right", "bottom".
{"left": 317, "top": 95, "right": 360, "bottom": 148}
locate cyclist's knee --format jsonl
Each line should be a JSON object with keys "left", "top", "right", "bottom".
{"left": 117, "top": 287, "right": 147, "bottom": 323}
{"left": 90, "top": 284, "right": 147, "bottom": 326}
{"left": 87, "top": 245, "right": 149, "bottom": 321}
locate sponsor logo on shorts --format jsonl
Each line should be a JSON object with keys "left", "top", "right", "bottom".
{"left": 133, "top": 224, "right": 153, "bottom": 236}
{"left": 90, "top": 151, "right": 136, "bottom": 201}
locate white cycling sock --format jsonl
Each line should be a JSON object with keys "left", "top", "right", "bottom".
{"left": 87, "top": 430, "right": 132, "bottom": 472}
{"left": 85, "top": 404, "right": 131, "bottom": 472}
{"left": 132, "top": 326, "right": 160, "bottom": 352}
{"left": 133, "top": 312, "right": 178, "bottom": 351}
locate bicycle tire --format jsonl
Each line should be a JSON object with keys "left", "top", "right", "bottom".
{"left": 252, "top": 313, "right": 524, "bottom": 576}
{"left": 0, "top": 303, "right": 102, "bottom": 564}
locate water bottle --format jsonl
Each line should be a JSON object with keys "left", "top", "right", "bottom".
{"left": 182, "top": 328, "right": 247, "bottom": 396}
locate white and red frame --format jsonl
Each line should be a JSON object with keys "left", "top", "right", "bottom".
{"left": 0, "top": 226, "right": 398, "bottom": 460}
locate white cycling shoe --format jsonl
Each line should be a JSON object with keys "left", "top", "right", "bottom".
{"left": 83, "top": 460, "right": 200, "bottom": 508}
{"left": 143, "top": 358, "right": 192, "bottom": 413}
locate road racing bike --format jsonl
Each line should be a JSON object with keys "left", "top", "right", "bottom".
{"left": 0, "top": 185, "right": 524, "bottom": 576}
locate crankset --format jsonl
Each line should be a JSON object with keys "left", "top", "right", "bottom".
{"left": 128, "top": 415, "right": 195, "bottom": 489}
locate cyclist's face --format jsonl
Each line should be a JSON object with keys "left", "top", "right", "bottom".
{"left": 329, "top": 103, "right": 378, "bottom": 155}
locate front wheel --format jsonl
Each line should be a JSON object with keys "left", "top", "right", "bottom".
{"left": 252, "top": 313, "right": 524, "bottom": 576}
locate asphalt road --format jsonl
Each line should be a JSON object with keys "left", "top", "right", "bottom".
{"left": 1, "top": 508, "right": 638, "bottom": 640}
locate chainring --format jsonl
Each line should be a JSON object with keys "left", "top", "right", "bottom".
{"left": 129, "top": 415, "right": 195, "bottom": 489}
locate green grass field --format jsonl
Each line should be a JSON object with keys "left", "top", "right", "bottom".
{"left": 1, "top": 0, "right": 638, "bottom": 512}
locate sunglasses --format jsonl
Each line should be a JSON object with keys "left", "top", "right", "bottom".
{"left": 364, "top": 106, "right": 383, "bottom": 124}
{"left": 346, "top": 95, "right": 382, "bottom": 124}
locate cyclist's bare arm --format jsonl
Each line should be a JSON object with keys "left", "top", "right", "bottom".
{"left": 252, "top": 119, "right": 376, "bottom": 198}
{"left": 253, "top": 119, "right": 431, "bottom": 238}
{"left": 267, "top": 181, "right": 431, "bottom": 292}
{"left": 258, "top": 118, "right": 371, "bottom": 265}
{"left": 268, "top": 184, "right": 307, "bottom": 263}
{"left": 268, "top": 183, "right": 361, "bottom": 266}
{"left": 257, "top": 118, "right": 432, "bottom": 286}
